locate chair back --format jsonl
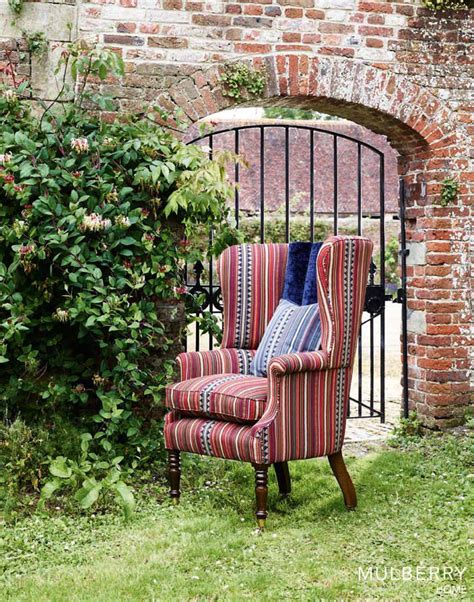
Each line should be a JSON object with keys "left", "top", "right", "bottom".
{"left": 217, "top": 236, "right": 373, "bottom": 361}
{"left": 317, "top": 236, "right": 373, "bottom": 368}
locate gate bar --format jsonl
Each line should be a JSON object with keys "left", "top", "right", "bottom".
{"left": 379, "top": 154, "right": 386, "bottom": 423}
{"left": 399, "top": 178, "right": 409, "bottom": 418}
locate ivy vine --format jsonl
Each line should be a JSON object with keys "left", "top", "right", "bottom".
{"left": 8, "top": 0, "right": 24, "bottom": 15}
{"left": 22, "top": 30, "right": 48, "bottom": 58}
{"left": 220, "top": 62, "right": 266, "bottom": 102}
{"left": 422, "top": 0, "right": 473, "bottom": 9}
{"left": 440, "top": 178, "right": 459, "bottom": 206}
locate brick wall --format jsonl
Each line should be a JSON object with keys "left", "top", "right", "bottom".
{"left": 0, "top": 0, "right": 472, "bottom": 428}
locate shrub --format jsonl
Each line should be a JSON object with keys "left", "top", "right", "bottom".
{"left": 0, "top": 43, "right": 239, "bottom": 514}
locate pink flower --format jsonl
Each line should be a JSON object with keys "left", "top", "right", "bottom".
{"left": 71, "top": 137, "right": 89, "bottom": 153}
{"left": 3, "top": 174, "right": 15, "bottom": 184}
{"left": 0, "top": 152, "right": 12, "bottom": 165}
{"left": 72, "top": 171, "right": 82, "bottom": 179}
{"left": 19, "top": 243, "right": 35, "bottom": 257}
{"left": 13, "top": 184, "right": 24, "bottom": 192}
{"left": 173, "top": 286, "right": 187, "bottom": 295}
{"left": 80, "top": 213, "right": 112, "bottom": 232}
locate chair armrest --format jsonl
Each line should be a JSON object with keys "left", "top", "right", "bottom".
{"left": 176, "top": 348, "right": 255, "bottom": 380}
{"left": 251, "top": 350, "right": 348, "bottom": 463}
{"left": 268, "top": 350, "right": 332, "bottom": 376}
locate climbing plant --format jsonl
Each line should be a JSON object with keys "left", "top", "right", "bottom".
{"left": 220, "top": 62, "right": 266, "bottom": 102}
{"left": 0, "top": 42, "right": 240, "bottom": 516}
{"left": 440, "top": 177, "right": 459, "bottom": 206}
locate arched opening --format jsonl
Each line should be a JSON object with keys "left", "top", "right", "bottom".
{"left": 166, "top": 54, "right": 468, "bottom": 430}
{"left": 183, "top": 103, "right": 409, "bottom": 429}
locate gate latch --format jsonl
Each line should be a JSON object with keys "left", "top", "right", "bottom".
{"left": 364, "top": 285, "right": 391, "bottom": 315}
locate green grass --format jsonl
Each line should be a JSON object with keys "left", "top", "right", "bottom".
{"left": 1, "top": 434, "right": 472, "bottom": 601}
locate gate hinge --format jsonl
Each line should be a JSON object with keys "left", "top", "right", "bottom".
{"left": 394, "top": 288, "right": 406, "bottom": 304}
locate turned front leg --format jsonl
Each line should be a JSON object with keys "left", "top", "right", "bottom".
{"left": 168, "top": 450, "right": 181, "bottom": 504}
{"left": 253, "top": 463, "right": 269, "bottom": 530}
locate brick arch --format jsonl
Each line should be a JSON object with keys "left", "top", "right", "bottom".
{"left": 172, "top": 54, "right": 455, "bottom": 159}
{"left": 169, "top": 54, "right": 471, "bottom": 431}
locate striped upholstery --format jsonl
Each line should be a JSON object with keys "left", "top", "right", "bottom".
{"left": 218, "top": 244, "right": 288, "bottom": 349}
{"left": 166, "top": 374, "right": 267, "bottom": 423}
{"left": 177, "top": 348, "right": 255, "bottom": 381}
{"left": 250, "top": 300, "right": 322, "bottom": 377}
{"left": 165, "top": 236, "right": 373, "bottom": 462}
{"left": 164, "top": 413, "right": 263, "bottom": 462}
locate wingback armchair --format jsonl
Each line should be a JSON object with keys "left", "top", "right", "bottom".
{"left": 164, "top": 235, "right": 373, "bottom": 528}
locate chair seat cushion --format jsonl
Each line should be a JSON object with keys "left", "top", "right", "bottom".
{"left": 165, "top": 374, "right": 268, "bottom": 423}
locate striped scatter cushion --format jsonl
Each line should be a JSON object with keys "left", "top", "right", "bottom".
{"left": 250, "top": 300, "right": 322, "bottom": 377}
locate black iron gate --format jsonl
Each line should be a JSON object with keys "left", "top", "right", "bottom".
{"left": 185, "top": 124, "right": 408, "bottom": 422}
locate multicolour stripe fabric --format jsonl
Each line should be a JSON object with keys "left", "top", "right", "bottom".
{"left": 166, "top": 374, "right": 267, "bottom": 423}
{"left": 218, "top": 243, "right": 288, "bottom": 349}
{"left": 164, "top": 236, "right": 373, "bottom": 463}
{"left": 250, "top": 300, "right": 322, "bottom": 377}
{"left": 164, "top": 413, "right": 263, "bottom": 462}
{"left": 176, "top": 348, "right": 255, "bottom": 381}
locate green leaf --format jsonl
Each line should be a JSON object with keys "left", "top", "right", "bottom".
{"left": 75, "top": 483, "right": 102, "bottom": 509}
{"left": 49, "top": 457, "right": 73, "bottom": 479}
{"left": 114, "top": 481, "right": 135, "bottom": 518}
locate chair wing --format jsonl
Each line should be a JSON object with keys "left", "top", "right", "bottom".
{"left": 217, "top": 243, "right": 288, "bottom": 350}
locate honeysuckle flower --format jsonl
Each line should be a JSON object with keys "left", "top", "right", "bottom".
{"left": 3, "top": 89, "right": 17, "bottom": 103}
{"left": 144, "top": 233, "right": 154, "bottom": 242}
{"left": 54, "top": 308, "right": 70, "bottom": 322}
{"left": 12, "top": 220, "right": 27, "bottom": 237}
{"left": 72, "top": 171, "right": 82, "bottom": 179}
{"left": 21, "top": 204, "right": 33, "bottom": 218}
{"left": 92, "top": 374, "right": 108, "bottom": 387}
{"left": 0, "top": 152, "right": 12, "bottom": 165}
{"left": 80, "top": 213, "right": 112, "bottom": 232}
{"left": 19, "top": 243, "right": 35, "bottom": 257}
{"left": 71, "top": 137, "right": 89, "bottom": 153}
{"left": 106, "top": 189, "right": 119, "bottom": 203}
{"left": 140, "top": 208, "right": 150, "bottom": 218}
{"left": 115, "top": 215, "right": 130, "bottom": 228}
{"left": 13, "top": 184, "right": 24, "bottom": 193}
{"left": 173, "top": 286, "right": 187, "bottom": 295}
{"left": 2, "top": 174, "right": 15, "bottom": 184}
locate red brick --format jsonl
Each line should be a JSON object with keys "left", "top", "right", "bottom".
{"left": 285, "top": 8, "right": 303, "bottom": 18}
{"left": 103, "top": 35, "right": 144, "bottom": 46}
{"left": 283, "top": 32, "right": 301, "bottom": 43}
{"left": 234, "top": 43, "right": 272, "bottom": 53}
{"left": 366, "top": 37, "right": 383, "bottom": 48}
{"left": 226, "top": 4, "right": 241, "bottom": 14}
{"left": 244, "top": 5, "right": 263, "bottom": 15}
{"left": 358, "top": 1, "right": 393, "bottom": 13}
{"left": 306, "top": 9, "right": 325, "bottom": 19}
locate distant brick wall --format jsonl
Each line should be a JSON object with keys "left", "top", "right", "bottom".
{"left": 0, "top": 0, "right": 472, "bottom": 428}
{"left": 189, "top": 117, "right": 399, "bottom": 215}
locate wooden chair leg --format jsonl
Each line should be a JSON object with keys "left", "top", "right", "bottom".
{"left": 328, "top": 451, "right": 357, "bottom": 510}
{"left": 274, "top": 462, "right": 291, "bottom": 496}
{"left": 253, "top": 463, "right": 269, "bottom": 530}
{"left": 168, "top": 450, "right": 181, "bottom": 504}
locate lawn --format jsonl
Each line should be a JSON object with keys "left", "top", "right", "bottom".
{"left": 1, "top": 434, "right": 472, "bottom": 601}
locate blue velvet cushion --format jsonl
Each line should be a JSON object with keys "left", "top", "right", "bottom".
{"left": 249, "top": 300, "right": 322, "bottom": 377}
{"left": 282, "top": 242, "right": 323, "bottom": 306}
